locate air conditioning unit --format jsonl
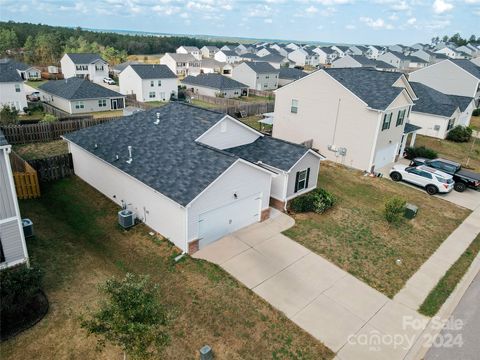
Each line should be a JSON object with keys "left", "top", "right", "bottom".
{"left": 22, "top": 218, "right": 34, "bottom": 238}
{"left": 118, "top": 209, "right": 135, "bottom": 229}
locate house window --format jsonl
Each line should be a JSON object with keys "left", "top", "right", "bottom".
{"left": 98, "top": 99, "right": 107, "bottom": 107}
{"left": 382, "top": 113, "right": 392, "bottom": 130}
{"left": 294, "top": 168, "right": 310, "bottom": 193}
{"left": 396, "top": 109, "right": 406, "bottom": 126}
{"left": 158, "top": 80, "right": 162, "bottom": 86}
{"left": 75, "top": 101, "right": 84, "bottom": 109}
{"left": 447, "top": 118, "right": 455, "bottom": 131}
{"left": 149, "top": 92, "right": 156, "bottom": 98}
{"left": 291, "top": 99, "right": 298, "bottom": 114}
{"left": 0, "top": 239, "right": 5, "bottom": 263}
{"left": 15, "top": 84, "right": 20, "bottom": 92}
{"left": 150, "top": 81, "right": 154, "bottom": 87}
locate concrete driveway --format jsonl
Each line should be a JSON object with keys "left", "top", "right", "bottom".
{"left": 194, "top": 210, "right": 428, "bottom": 358}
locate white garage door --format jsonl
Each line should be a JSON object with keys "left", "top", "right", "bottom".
{"left": 198, "top": 193, "right": 261, "bottom": 249}
{"left": 374, "top": 143, "right": 398, "bottom": 170}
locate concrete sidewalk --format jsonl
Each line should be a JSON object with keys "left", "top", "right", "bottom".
{"left": 194, "top": 210, "right": 429, "bottom": 359}
{"left": 394, "top": 207, "right": 480, "bottom": 311}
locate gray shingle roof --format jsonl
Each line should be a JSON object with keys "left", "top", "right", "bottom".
{"left": 243, "top": 62, "right": 279, "bottom": 74}
{"left": 449, "top": 94, "right": 474, "bottom": 112}
{"left": 39, "top": 77, "right": 124, "bottom": 100}
{"left": 0, "top": 58, "right": 35, "bottom": 71}
{"left": 316, "top": 47, "right": 335, "bottom": 54}
{"left": 226, "top": 136, "right": 311, "bottom": 172}
{"left": 164, "top": 53, "right": 197, "bottom": 62}
{"left": 374, "top": 60, "right": 395, "bottom": 69}
{"left": 0, "top": 129, "right": 9, "bottom": 146}
{"left": 410, "top": 82, "right": 459, "bottom": 117}
{"left": 325, "top": 68, "right": 406, "bottom": 110}
{"left": 451, "top": 59, "right": 480, "bottom": 79}
{"left": 129, "top": 64, "right": 176, "bottom": 79}
{"left": 256, "top": 54, "right": 286, "bottom": 63}
{"left": 0, "top": 63, "right": 23, "bottom": 82}
{"left": 220, "top": 50, "right": 238, "bottom": 57}
{"left": 404, "top": 123, "right": 421, "bottom": 134}
{"left": 66, "top": 53, "right": 105, "bottom": 64}
{"left": 241, "top": 53, "right": 260, "bottom": 60}
{"left": 113, "top": 61, "right": 141, "bottom": 72}
{"left": 348, "top": 55, "right": 377, "bottom": 66}
{"left": 182, "top": 73, "right": 247, "bottom": 90}
{"left": 279, "top": 67, "right": 307, "bottom": 80}
{"left": 63, "top": 103, "right": 238, "bottom": 206}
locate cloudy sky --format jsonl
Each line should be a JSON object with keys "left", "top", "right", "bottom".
{"left": 0, "top": 0, "right": 478, "bottom": 44}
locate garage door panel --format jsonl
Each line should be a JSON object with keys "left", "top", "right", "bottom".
{"left": 198, "top": 193, "right": 261, "bottom": 249}
{"left": 374, "top": 143, "right": 398, "bottom": 169}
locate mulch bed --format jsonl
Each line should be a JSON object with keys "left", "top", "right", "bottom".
{"left": 1, "top": 290, "right": 49, "bottom": 341}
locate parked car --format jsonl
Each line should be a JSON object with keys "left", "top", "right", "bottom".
{"left": 390, "top": 164, "right": 454, "bottom": 195}
{"left": 27, "top": 91, "right": 40, "bottom": 101}
{"left": 410, "top": 158, "right": 480, "bottom": 192}
{"left": 103, "top": 77, "right": 116, "bottom": 85}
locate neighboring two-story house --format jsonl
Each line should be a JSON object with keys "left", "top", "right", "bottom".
{"left": 200, "top": 46, "right": 219, "bottom": 58}
{"left": 288, "top": 48, "right": 319, "bottom": 67}
{"left": 214, "top": 50, "right": 241, "bottom": 64}
{"left": 176, "top": 46, "right": 202, "bottom": 60}
{"left": 273, "top": 68, "right": 420, "bottom": 172}
{"left": 232, "top": 62, "right": 279, "bottom": 90}
{"left": 160, "top": 53, "right": 201, "bottom": 77}
{"left": 0, "top": 62, "right": 28, "bottom": 113}
{"left": 409, "top": 59, "right": 480, "bottom": 107}
{"left": 0, "top": 130, "right": 30, "bottom": 269}
{"left": 365, "top": 45, "right": 385, "bottom": 59}
{"left": 39, "top": 77, "right": 125, "bottom": 114}
{"left": 182, "top": 73, "right": 248, "bottom": 98}
{"left": 313, "top": 47, "right": 338, "bottom": 65}
{"left": 60, "top": 53, "right": 109, "bottom": 83}
{"left": 119, "top": 64, "right": 178, "bottom": 102}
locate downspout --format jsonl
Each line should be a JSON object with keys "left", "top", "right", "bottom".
{"left": 283, "top": 172, "right": 289, "bottom": 212}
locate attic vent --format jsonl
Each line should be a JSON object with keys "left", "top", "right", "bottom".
{"left": 154, "top": 112, "right": 160, "bottom": 125}
{"left": 126, "top": 146, "right": 133, "bottom": 164}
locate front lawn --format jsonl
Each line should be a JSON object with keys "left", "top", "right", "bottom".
{"left": 470, "top": 115, "right": 480, "bottom": 131}
{"left": 284, "top": 161, "right": 470, "bottom": 298}
{"left": 25, "top": 80, "right": 47, "bottom": 89}
{"left": 13, "top": 140, "right": 69, "bottom": 160}
{"left": 0, "top": 177, "right": 332, "bottom": 360}
{"left": 415, "top": 134, "right": 480, "bottom": 171}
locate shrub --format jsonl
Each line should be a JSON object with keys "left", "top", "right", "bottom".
{"left": 40, "top": 114, "right": 58, "bottom": 123}
{"left": 404, "top": 146, "right": 438, "bottom": 160}
{"left": 446, "top": 125, "right": 472, "bottom": 143}
{"left": 384, "top": 197, "right": 406, "bottom": 224}
{"left": 290, "top": 188, "right": 336, "bottom": 214}
{"left": 0, "top": 266, "right": 44, "bottom": 322}
{"left": 0, "top": 105, "right": 19, "bottom": 125}
{"left": 472, "top": 108, "right": 480, "bottom": 116}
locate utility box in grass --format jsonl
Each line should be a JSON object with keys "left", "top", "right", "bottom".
{"left": 199, "top": 345, "right": 213, "bottom": 360}
{"left": 404, "top": 203, "right": 418, "bottom": 219}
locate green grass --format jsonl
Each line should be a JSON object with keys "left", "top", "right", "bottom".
{"left": 19, "top": 107, "right": 45, "bottom": 121}
{"left": 25, "top": 80, "right": 47, "bottom": 89}
{"left": 13, "top": 140, "right": 69, "bottom": 160}
{"left": 470, "top": 116, "right": 480, "bottom": 131}
{"left": 190, "top": 99, "right": 221, "bottom": 109}
{"left": 240, "top": 95, "right": 274, "bottom": 103}
{"left": 419, "top": 234, "right": 480, "bottom": 317}
{"left": 0, "top": 177, "right": 333, "bottom": 360}
{"left": 284, "top": 161, "right": 470, "bottom": 298}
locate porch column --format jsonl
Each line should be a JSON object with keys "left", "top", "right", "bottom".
{"left": 410, "top": 132, "right": 417, "bottom": 147}
{"left": 399, "top": 134, "right": 408, "bottom": 157}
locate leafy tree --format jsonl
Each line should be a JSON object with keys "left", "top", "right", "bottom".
{"left": 35, "top": 32, "right": 62, "bottom": 65}
{"left": 40, "top": 114, "right": 58, "bottom": 123}
{"left": 23, "top": 35, "right": 36, "bottom": 64}
{"left": 0, "top": 105, "right": 19, "bottom": 125}
{"left": 442, "top": 35, "right": 449, "bottom": 43}
{"left": 468, "top": 35, "right": 477, "bottom": 44}
{"left": 0, "top": 28, "right": 18, "bottom": 53}
{"left": 81, "top": 273, "right": 169, "bottom": 360}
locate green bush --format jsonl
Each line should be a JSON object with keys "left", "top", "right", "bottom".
{"left": 472, "top": 108, "right": 480, "bottom": 116}
{"left": 404, "top": 146, "right": 438, "bottom": 160}
{"left": 0, "top": 266, "right": 44, "bottom": 322}
{"left": 0, "top": 105, "right": 19, "bottom": 125}
{"left": 384, "top": 197, "right": 406, "bottom": 224}
{"left": 290, "top": 188, "right": 336, "bottom": 214}
{"left": 40, "top": 114, "right": 58, "bottom": 123}
{"left": 446, "top": 125, "right": 472, "bottom": 143}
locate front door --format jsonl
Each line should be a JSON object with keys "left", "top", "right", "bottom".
{"left": 111, "top": 99, "right": 118, "bottom": 110}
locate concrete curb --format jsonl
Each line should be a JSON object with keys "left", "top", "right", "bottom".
{"left": 404, "top": 251, "right": 480, "bottom": 360}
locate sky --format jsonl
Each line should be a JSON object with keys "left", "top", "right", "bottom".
{"left": 0, "top": 0, "right": 478, "bottom": 45}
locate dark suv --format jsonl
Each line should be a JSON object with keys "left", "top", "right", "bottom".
{"left": 410, "top": 158, "right": 480, "bottom": 192}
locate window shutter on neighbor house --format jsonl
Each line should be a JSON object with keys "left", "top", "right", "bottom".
{"left": 294, "top": 171, "right": 300, "bottom": 193}
{"left": 306, "top": 168, "right": 310, "bottom": 188}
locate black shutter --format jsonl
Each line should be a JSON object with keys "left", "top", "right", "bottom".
{"left": 294, "top": 171, "right": 300, "bottom": 193}
{"left": 306, "top": 168, "right": 310, "bottom": 188}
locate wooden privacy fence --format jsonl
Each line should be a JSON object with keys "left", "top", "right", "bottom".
{"left": 188, "top": 93, "right": 275, "bottom": 117}
{"left": 9, "top": 151, "right": 40, "bottom": 199}
{"left": 248, "top": 89, "right": 275, "bottom": 99}
{"left": 28, "top": 153, "right": 74, "bottom": 182}
{"left": 1, "top": 116, "right": 122, "bottom": 144}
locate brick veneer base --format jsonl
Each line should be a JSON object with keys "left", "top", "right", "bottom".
{"left": 269, "top": 197, "right": 286, "bottom": 212}
{"left": 188, "top": 239, "right": 199, "bottom": 254}
{"left": 261, "top": 208, "right": 270, "bottom": 221}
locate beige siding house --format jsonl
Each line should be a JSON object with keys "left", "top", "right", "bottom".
{"left": 231, "top": 62, "right": 279, "bottom": 90}
{"left": 63, "top": 103, "right": 321, "bottom": 253}
{"left": 39, "top": 77, "right": 125, "bottom": 114}
{"left": 273, "top": 68, "right": 419, "bottom": 172}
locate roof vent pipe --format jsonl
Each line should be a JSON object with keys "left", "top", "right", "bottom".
{"left": 126, "top": 146, "right": 133, "bottom": 164}
{"left": 154, "top": 112, "right": 160, "bottom": 125}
